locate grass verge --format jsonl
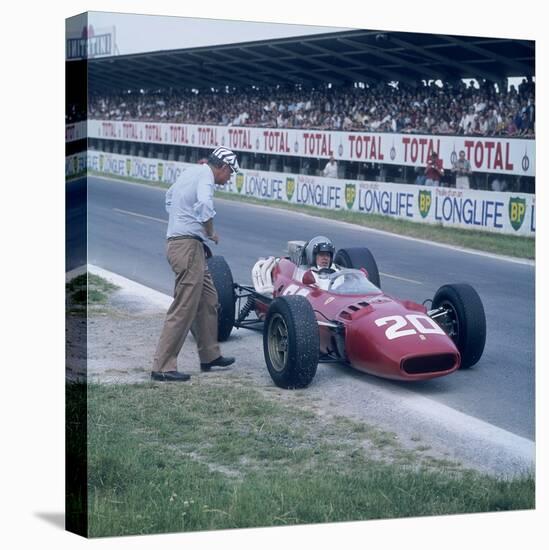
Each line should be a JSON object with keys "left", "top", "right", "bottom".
{"left": 87, "top": 381, "right": 534, "bottom": 538}
{"left": 66, "top": 273, "right": 119, "bottom": 313}
{"left": 88, "top": 171, "right": 534, "bottom": 260}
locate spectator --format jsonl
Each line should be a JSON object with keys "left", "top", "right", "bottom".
{"left": 491, "top": 177, "right": 507, "bottom": 192}
{"left": 485, "top": 108, "right": 500, "bottom": 135}
{"left": 322, "top": 156, "right": 338, "bottom": 178}
{"left": 452, "top": 150, "right": 472, "bottom": 189}
{"left": 459, "top": 106, "right": 477, "bottom": 135}
{"left": 414, "top": 166, "right": 426, "bottom": 185}
{"left": 474, "top": 114, "right": 489, "bottom": 135}
{"left": 495, "top": 111, "right": 508, "bottom": 135}
{"left": 87, "top": 78, "right": 534, "bottom": 138}
{"left": 424, "top": 151, "right": 444, "bottom": 187}
{"left": 505, "top": 115, "right": 518, "bottom": 136}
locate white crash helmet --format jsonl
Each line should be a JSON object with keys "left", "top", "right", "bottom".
{"left": 304, "top": 236, "right": 335, "bottom": 266}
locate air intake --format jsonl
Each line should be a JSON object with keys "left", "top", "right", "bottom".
{"left": 339, "top": 301, "right": 370, "bottom": 319}
{"left": 401, "top": 354, "right": 458, "bottom": 375}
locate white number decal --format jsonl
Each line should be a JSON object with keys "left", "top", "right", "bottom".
{"left": 282, "top": 284, "right": 310, "bottom": 297}
{"left": 406, "top": 314, "right": 445, "bottom": 335}
{"left": 375, "top": 315, "right": 416, "bottom": 340}
{"left": 375, "top": 314, "right": 444, "bottom": 340}
{"left": 282, "top": 284, "right": 299, "bottom": 296}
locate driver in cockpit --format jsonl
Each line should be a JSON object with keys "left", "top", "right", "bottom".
{"left": 304, "top": 236, "right": 340, "bottom": 285}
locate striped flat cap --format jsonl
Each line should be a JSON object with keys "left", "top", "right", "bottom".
{"left": 209, "top": 146, "right": 240, "bottom": 173}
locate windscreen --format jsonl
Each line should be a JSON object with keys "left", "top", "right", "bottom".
{"left": 325, "top": 269, "right": 382, "bottom": 295}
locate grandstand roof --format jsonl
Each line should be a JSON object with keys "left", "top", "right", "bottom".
{"left": 86, "top": 29, "right": 535, "bottom": 93}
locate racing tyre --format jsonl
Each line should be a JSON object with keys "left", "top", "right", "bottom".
{"left": 334, "top": 247, "right": 381, "bottom": 288}
{"left": 263, "top": 295, "right": 319, "bottom": 389}
{"left": 207, "top": 255, "right": 235, "bottom": 342}
{"left": 432, "top": 283, "right": 486, "bottom": 368}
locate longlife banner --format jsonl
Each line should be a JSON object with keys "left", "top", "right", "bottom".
{"left": 83, "top": 150, "right": 535, "bottom": 237}
{"left": 85, "top": 119, "right": 535, "bottom": 177}
{"left": 65, "top": 151, "right": 87, "bottom": 177}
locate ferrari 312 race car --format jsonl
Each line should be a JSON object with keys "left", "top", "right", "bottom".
{"left": 206, "top": 240, "right": 486, "bottom": 389}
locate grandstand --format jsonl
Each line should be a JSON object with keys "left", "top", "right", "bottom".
{"left": 69, "top": 28, "right": 535, "bottom": 192}
{"left": 88, "top": 80, "right": 534, "bottom": 137}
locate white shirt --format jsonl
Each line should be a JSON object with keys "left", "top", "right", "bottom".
{"left": 323, "top": 161, "right": 338, "bottom": 178}
{"left": 165, "top": 164, "right": 216, "bottom": 240}
{"left": 460, "top": 113, "right": 476, "bottom": 134}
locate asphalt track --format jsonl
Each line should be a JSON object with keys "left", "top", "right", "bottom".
{"left": 83, "top": 175, "right": 535, "bottom": 440}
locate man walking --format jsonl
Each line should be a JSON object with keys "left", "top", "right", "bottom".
{"left": 151, "top": 147, "right": 239, "bottom": 382}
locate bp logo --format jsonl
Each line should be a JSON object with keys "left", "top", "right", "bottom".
{"left": 509, "top": 197, "right": 526, "bottom": 231}
{"left": 286, "top": 177, "right": 295, "bottom": 201}
{"left": 158, "top": 162, "right": 164, "bottom": 181}
{"left": 235, "top": 173, "right": 244, "bottom": 194}
{"left": 345, "top": 183, "right": 356, "bottom": 209}
{"left": 126, "top": 158, "right": 131, "bottom": 176}
{"left": 418, "top": 190, "right": 432, "bottom": 218}
{"left": 99, "top": 154, "right": 104, "bottom": 171}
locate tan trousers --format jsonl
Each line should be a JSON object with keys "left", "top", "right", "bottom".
{"left": 153, "top": 238, "right": 220, "bottom": 372}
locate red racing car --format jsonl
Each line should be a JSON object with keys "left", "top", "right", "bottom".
{"left": 206, "top": 238, "right": 486, "bottom": 389}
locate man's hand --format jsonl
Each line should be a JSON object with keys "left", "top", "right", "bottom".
{"left": 203, "top": 218, "right": 218, "bottom": 244}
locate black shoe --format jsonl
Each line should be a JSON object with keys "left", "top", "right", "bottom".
{"left": 151, "top": 370, "right": 191, "bottom": 382}
{"left": 200, "top": 356, "right": 235, "bottom": 372}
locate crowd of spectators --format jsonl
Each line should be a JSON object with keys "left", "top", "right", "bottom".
{"left": 87, "top": 78, "right": 535, "bottom": 138}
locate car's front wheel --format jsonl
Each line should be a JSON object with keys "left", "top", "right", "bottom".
{"left": 432, "top": 283, "right": 486, "bottom": 368}
{"left": 263, "top": 295, "right": 319, "bottom": 389}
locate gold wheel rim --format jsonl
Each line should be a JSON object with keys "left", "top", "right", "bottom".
{"left": 267, "top": 314, "right": 289, "bottom": 372}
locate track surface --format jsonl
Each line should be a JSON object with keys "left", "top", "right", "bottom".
{"left": 83, "top": 176, "right": 535, "bottom": 440}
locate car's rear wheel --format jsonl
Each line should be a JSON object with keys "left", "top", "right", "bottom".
{"left": 432, "top": 283, "right": 486, "bottom": 368}
{"left": 207, "top": 255, "right": 235, "bottom": 342}
{"left": 334, "top": 247, "right": 381, "bottom": 288}
{"left": 263, "top": 295, "right": 319, "bottom": 389}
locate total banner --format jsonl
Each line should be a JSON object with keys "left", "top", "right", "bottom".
{"left": 85, "top": 151, "right": 535, "bottom": 237}
{"left": 86, "top": 119, "right": 535, "bottom": 177}
{"left": 66, "top": 122, "right": 87, "bottom": 142}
